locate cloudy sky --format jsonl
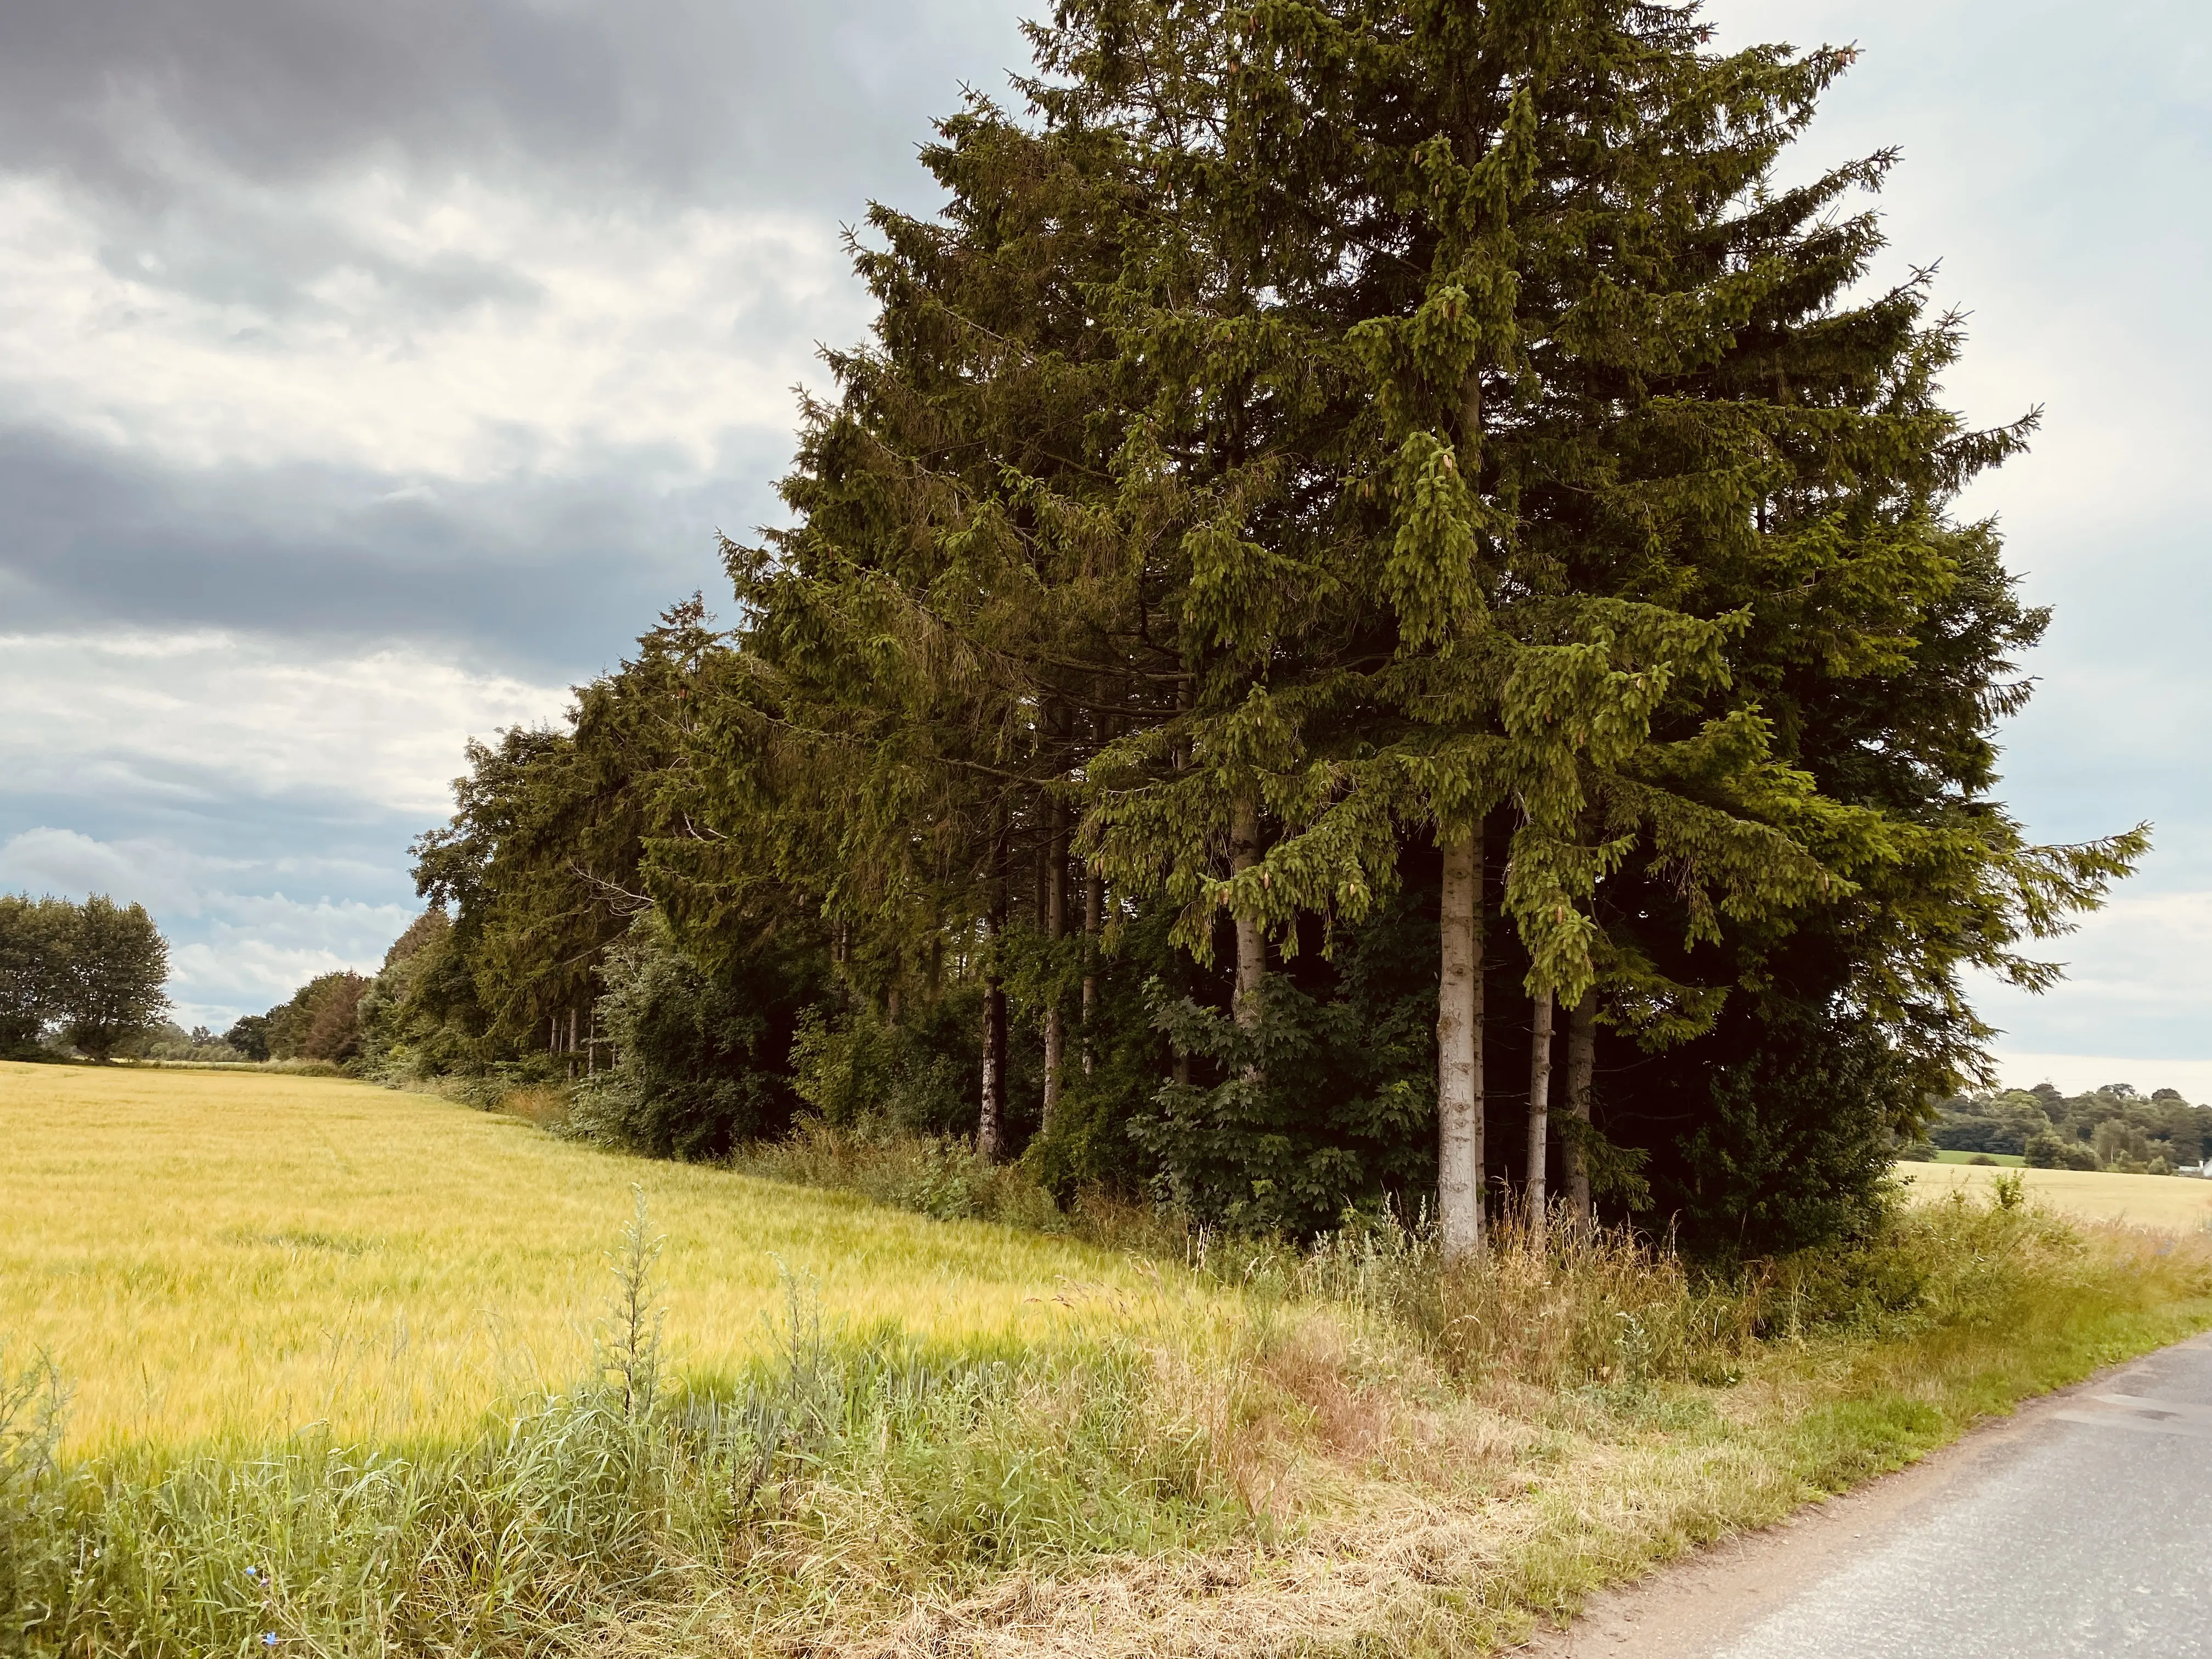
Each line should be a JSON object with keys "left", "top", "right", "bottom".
{"left": 1, "top": 0, "right": 2205, "bottom": 1094}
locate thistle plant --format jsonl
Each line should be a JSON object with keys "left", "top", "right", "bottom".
{"left": 597, "top": 1186, "right": 665, "bottom": 1421}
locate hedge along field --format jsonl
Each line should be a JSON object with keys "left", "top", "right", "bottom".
{"left": 0, "top": 1062, "right": 1194, "bottom": 1453}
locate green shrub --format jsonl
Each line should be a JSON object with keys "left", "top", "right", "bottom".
{"left": 1132, "top": 890, "right": 1441, "bottom": 1238}
{"left": 2025, "top": 1130, "right": 2100, "bottom": 1171}
{"left": 564, "top": 917, "right": 821, "bottom": 1160}
{"left": 788, "top": 992, "right": 985, "bottom": 1141}
{"left": 733, "top": 1120, "right": 1064, "bottom": 1232}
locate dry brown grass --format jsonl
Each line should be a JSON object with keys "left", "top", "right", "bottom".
{"left": 494, "top": 1082, "right": 572, "bottom": 1127}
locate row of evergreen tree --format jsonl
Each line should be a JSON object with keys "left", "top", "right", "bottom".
{"left": 358, "top": 0, "right": 2141, "bottom": 1257}
{"left": 0, "top": 894, "right": 170, "bottom": 1062}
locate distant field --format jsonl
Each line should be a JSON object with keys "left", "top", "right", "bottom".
{"left": 1904, "top": 1160, "right": 2212, "bottom": 1230}
{"left": 0, "top": 1062, "right": 1176, "bottom": 1451}
{"left": 1928, "top": 1149, "right": 2025, "bottom": 1166}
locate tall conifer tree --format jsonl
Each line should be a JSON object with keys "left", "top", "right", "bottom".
{"left": 1037, "top": 0, "right": 2140, "bottom": 1245}
{"left": 685, "top": 100, "right": 1186, "bottom": 1155}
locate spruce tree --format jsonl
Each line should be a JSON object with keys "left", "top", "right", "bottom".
{"left": 1035, "top": 0, "right": 2141, "bottom": 1246}
{"left": 681, "top": 100, "right": 1178, "bottom": 1158}
{"left": 412, "top": 600, "right": 727, "bottom": 1058}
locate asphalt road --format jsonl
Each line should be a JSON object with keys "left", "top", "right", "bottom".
{"left": 1530, "top": 1332, "right": 2212, "bottom": 1658}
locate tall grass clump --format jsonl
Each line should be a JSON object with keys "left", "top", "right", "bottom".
{"left": 5, "top": 1337, "right": 1239, "bottom": 1656}
{"left": 0, "top": 1354, "right": 69, "bottom": 1646}
{"left": 1282, "top": 1209, "right": 1744, "bottom": 1392}
{"left": 1250, "top": 1183, "right": 2212, "bottom": 1420}
{"left": 731, "top": 1119, "right": 1069, "bottom": 1233}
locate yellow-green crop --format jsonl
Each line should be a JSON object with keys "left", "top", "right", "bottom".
{"left": 1905, "top": 1160, "right": 2212, "bottom": 1230}
{"left": 0, "top": 1062, "right": 1173, "bottom": 1452}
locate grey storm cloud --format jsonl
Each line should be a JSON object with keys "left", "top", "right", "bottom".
{"left": 0, "top": 424, "right": 786, "bottom": 669}
{"left": 0, "top": 0, "right": 1030, "bottom": 366}
{"left": 0, "top": 0, "right": 1028, "bottom": 211}
{"left": 5, "top": 0, "right": 2211, "bottom": 1059}
{"left": 0, "top": 2, "right": 1053, "bottom": 1028}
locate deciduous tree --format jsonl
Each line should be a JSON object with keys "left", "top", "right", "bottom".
{"left": 0, "top": 895, "right": 73, "bottom": 1056}
{"left": 56, "top": 896, "right": 168, "bottom": 1062}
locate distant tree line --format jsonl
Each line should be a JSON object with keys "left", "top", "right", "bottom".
{"left": 243, "top": 0, "right": 2146, "bottom": 1259}
{"left": 1915, "top": 1084, "right": 2211, "bottom": 1174}
{"left": 221, "top": 913, "right": 450, "bottom": 1065}
{"left": 0, "top": 894, "right": 170, "bottom": 1062}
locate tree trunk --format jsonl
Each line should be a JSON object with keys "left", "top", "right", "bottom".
{"left": 1526, "top": 990, "right": 1554, "bottom": 1249}
{"left": 1172, "top": 939, "right": 1192, "bottom": 1091}
{"left": 1040, "top": 1007, "right": 1064, "bottom": 1132}
{"left": 1081, "top": 868, "right": 1102, "bottom": 1075}
{"left": 979, "top": 814, "right": 1009, "bottom": 1162}
{"left": 1229, "top": 793, "right": 1263, "bottom": 1028}
{"left": 1033, "top": 834, "right": 1049, "bottom": 929}
{"left": 1437, "top": 831, "right": 1485, "bottom": 1259}
{"left": 1564, "top": 988, "right": 1596, "bottom": 1230}
{"left": 979, "top": 975, "right": 1007, "bottom": 1162}
{"left": 1041, "top": 803, "right": 1067, "bottom": 1135}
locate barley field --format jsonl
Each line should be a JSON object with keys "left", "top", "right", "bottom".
{"left": 0, "top": 1061, "right": 1175, "bottom": 1452}
{"left": 1904, "top": 1159, "right": 2212, "bottom": 1229}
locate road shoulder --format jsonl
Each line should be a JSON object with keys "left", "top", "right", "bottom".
{"left": 1513, "top": 1332, "right": 2212, "bottom": 1657}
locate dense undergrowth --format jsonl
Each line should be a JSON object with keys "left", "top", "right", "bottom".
{"left": 7, "top": 1147, "right": 2210, "bottom": 1658}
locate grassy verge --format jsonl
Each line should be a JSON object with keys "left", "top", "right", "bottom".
{"left": 7, "top": 1143, "right": 2210, "bottom": 1657}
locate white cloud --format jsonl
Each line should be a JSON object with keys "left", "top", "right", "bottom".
{"left": 1701, "top": 0, "right": 2212, "bottom": 545}
{"left": 0, "top": 631, "right": 573, "bottom": 1023}
{"left": 165, "top": 895, "right": 419, "bottom": 1025}
{"left": 0, "top": 826, "right": 384, "bottom": 918}
{"left": 0, "top": 630, "right": 569, "bottom": 815}
{"left": 0, "top": 827, "right": 216, "bottom": 916}
{"left": 0, "top": 169, "right": 857, "bottom": 479}
{"left": 1970, "top": 889, "right": 2212, "bottom": 1062}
